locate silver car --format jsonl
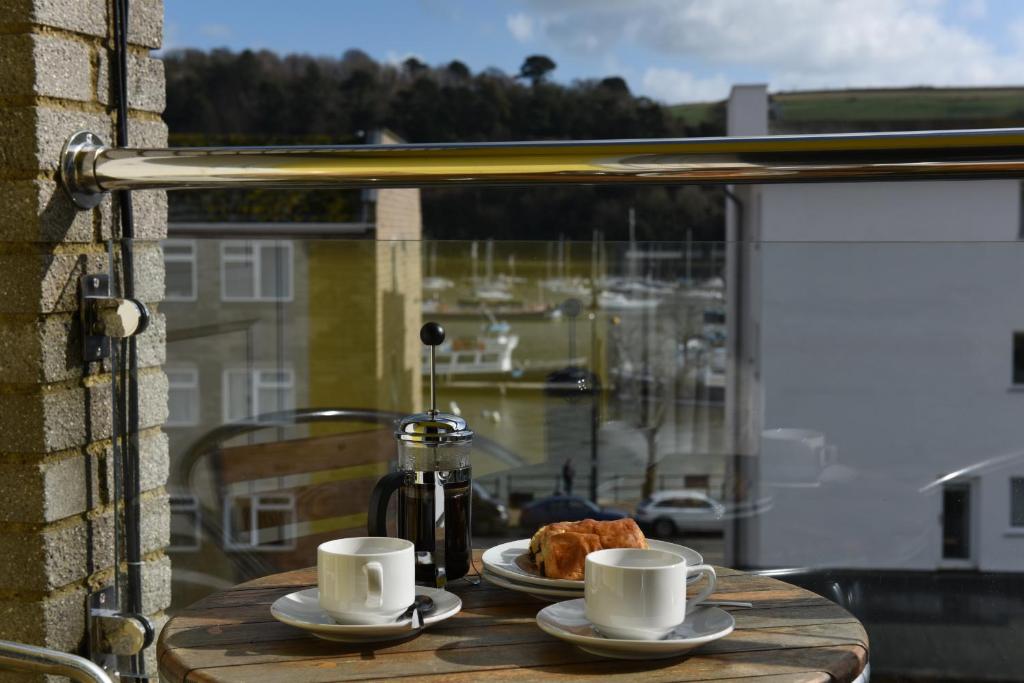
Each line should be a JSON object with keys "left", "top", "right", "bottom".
{"left": 635, "top": 490, "right": 726, "bottom": 537}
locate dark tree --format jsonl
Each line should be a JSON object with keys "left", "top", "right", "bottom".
{"left": 599, "top": 76, "right": 630, "bottom": 95}
{"left": 403, "top": 56, "right": 428, "bottom": 77}
{"left": 446, "top": 60, "right": 471, "bottom": 80}
{"left": 161, "top": 48, "right": 725, "bottom": 240}
{"left": 518, "top": 55, "right": 557, "bottom": 85}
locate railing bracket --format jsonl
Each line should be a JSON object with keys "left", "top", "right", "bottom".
{"left": 87, "top": 586, "right": 154, "bottom": 679}
{"left": 80, "top": 273, "right": 150, "bottom": 363}
{"left": 60, "top": 130, "right": 106, "bottom": 210}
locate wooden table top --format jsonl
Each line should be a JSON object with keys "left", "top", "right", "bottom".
{"left": 158, "top": 551, "right": 868, "bottom": 682}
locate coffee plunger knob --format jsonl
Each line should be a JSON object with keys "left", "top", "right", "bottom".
{"left": 421, "top": 322, "right": 445, "bottom": 346}
{"left": 422, "top": 322, "right": 445, "bottom": 415}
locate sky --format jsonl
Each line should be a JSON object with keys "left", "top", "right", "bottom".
{"left": 164, "top": 0, "right": 1024, "bottom": 104}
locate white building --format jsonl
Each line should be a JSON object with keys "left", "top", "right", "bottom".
{"left": 727, "top": 85, "right": 1024, "bottom": 572}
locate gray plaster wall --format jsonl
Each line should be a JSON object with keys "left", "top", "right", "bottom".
{"left": 0, "top": 0, "right": 169, "bottom": 679}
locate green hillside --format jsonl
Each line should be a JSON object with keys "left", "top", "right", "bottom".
{"left": 670, "top": 86, "right": 1024, "bottom": 133}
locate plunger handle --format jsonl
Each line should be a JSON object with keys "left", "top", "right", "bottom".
{"left": 421, "top": 322, "right": 445, "bottom": 414}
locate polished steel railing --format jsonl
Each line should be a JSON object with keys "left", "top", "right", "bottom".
{"left": 61, "top": 127, "right": 1024, "bottom": 208}
{"left": 0, "top": 640, "right": 113, "bottom": 683}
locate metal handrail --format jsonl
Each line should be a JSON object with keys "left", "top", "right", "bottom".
{"left": 0, "top": 640, "right": 112, "bottom": 683}
{"left": 61, "top": 127, "right": 1024, "bottom": 209}
{"left": 178, "top": 407, "right": 525, "bottom": 486}
{"left": 174, "top": 407, "right": 528, "bottom": 582}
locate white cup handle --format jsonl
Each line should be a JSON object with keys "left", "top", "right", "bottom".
{"left": 687, "top": 564, "right": 717, "bottom": 608}
{"left": 364, "top": 561, "right": 384, "bottom": 609}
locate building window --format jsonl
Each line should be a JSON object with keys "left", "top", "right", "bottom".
{"left": 166, "top": 366, "right": 199, "bottom": 427}
{"left": 1012, "top": 478, "right": 1024, "bottom": 527}
{"left": 1019, "top": 183, "right": 1024, "bottom": 239}
{"left": 223, "top": 493, "right": 296, "bottom": 551}
{"left": 169, "top": 494, "right": 202, "bottom": 551}
{"left": 220, "top": 240, "right": 293, "bottom": 301}
{"left": 222, "top": 368, "right": 295, "bottom": 423}
{"left": 684, "top": 474, "right": 711, "bottom": 491}
{"left": 163, "top": 239, "right": 197, "bottom": 301}
{"left": 1014, "top": 334, "right": 1024, "bottom": 385}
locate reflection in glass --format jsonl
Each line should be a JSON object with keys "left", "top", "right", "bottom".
{"left": 159, "top": 232, "right": 1024, "bottom": 681}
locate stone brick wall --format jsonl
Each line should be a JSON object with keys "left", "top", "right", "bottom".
{"left": 0, "top": 0, "right": 169, "bottom": 677}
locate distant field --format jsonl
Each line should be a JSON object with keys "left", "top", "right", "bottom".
{"left": 670, "top": 87, "right": 1024, "bottom": 131}
{"left": 671, "top": 101, "right": 722, "bottom": 129}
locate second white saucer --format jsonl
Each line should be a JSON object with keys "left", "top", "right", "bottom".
{"left": 482, "top": 568, "right": 583, "bottom": 601}
{"left": 271, "top": 586, "right": 461, "bottom": 643}
{"left": 483, "top": 539, "right": 704, "bottom": 589}
{"left": 536, "top": 598, "right": 734, "bottom": 659}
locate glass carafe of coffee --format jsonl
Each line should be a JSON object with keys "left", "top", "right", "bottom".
{"left": 368, "top": 322, "right": 473, "bottom": 587}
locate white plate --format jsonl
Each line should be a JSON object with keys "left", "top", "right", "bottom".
{"left": 482, "top": 569, "right": 583, "bottom": 601}
{"left": 536, "top": 599, "right": 734, "bottom": 660}
{"left": 482, "top": 538, "right": 704, "bottom": 589}
{"left": 270, "top": 586, "right": 461, "bottom": 643}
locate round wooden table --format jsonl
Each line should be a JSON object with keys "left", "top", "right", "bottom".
{"left": 158, "top": 551, "right": 868, "bottom": 682}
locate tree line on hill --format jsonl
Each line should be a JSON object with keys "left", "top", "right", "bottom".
{"left": 163, "top": 48, "right": 724, "bottom": 241}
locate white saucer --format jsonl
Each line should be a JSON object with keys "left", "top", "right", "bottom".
{"left": 482, "top": 538, "right": 703, "bottom": 589}
{"left": 536, "top": 599, "right": 734, "bottom": 660}
{"left": 482, "top": 569, "right": 583, "bottom": 601}
{"left": 271, "top": 586, "right": 461, "bottom": 643}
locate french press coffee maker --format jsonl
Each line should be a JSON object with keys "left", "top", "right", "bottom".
{"left": 368, "top": 322, "right": 473, "bottom": 587}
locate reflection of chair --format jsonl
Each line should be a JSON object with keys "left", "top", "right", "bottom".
{"left": 752, "top": 567, "right": 864, "bottom": 613}
{"left": 176, "top": 408, "right": 523, "bottom": 586}
{"left": 0, "top": 640, "right": 112, "bottom": 682}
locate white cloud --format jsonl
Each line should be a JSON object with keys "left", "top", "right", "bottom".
{"left": 506, "top": 13, "right": 535, "bottom": 42}
{"left": 642, "top": 68, "right": 730, "bottom": 103}
{"left": 1009, "top": 17, "right": 1024, "bottom": 45}
{"left": 517, "top": 0, "right": 1024, "bottom": 100}
{"left": 961, "top": 0, "right": 988, "bottom": 20}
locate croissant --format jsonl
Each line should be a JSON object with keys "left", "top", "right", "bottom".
{"left": 538, "top": 532, "right": 602, "bottom": 580}
{"left": 530, "top": 518, "right": 648, "bottom": 579}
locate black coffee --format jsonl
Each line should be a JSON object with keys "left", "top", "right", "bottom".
{"left": 397, "top": 468, "right": 472, "bottom": 584}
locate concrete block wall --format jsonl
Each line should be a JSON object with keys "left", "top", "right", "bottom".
{"left": 0, "top": 0, "right": 169, "bottom": 678}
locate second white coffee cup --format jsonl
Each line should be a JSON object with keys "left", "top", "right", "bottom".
{"left": 584, "top": 548, "right": 717, "bottom": 640}
{"left": 318, "top": 537, "right": 415, "bottom": 624}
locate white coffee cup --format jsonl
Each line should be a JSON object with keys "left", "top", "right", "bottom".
{"left": 584, "top": 548, "right": 717, "bottom": 640}
{"left": 317, "top": 537, "right": 415, "bottom": 624}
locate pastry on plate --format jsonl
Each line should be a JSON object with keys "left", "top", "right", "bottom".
{"left": 529, "top": 518, "right": 648, "bottom": 580}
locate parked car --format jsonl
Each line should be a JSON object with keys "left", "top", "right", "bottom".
{"left": 634, "top": 490, "right": 726, "bottom": 537}
{"left": 472, "top": 482, "right": 509, "bottom": 536}
{"left": 519, "top": 495, "right": 627, "bottom": 530}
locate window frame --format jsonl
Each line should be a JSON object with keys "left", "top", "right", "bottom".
{"left": 219, "top": 239, "right": 294, "bottom": 302}
{"left": 168, "top": 494, "right": 202, "bottom": 552}
{"left": 221, "top": 367, "right": 296, "bottom": 423}
{"left": 1013, "top": 333, "right": 1024, "bottom": 386}
{"left": 1011, "top": 477, "right": 1024, "bottom": 529}
{"left": 222, "top": 492, "right": 297, "bottom": 552}
{"left": 163, "top": 238, "right": 198, "bottom": 302}
{"left": 165, "top": 365, "right": 200, "bottom": 427}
